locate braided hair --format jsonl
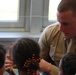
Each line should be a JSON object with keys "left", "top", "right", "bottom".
{"left": 12, "top": 38, "right": 41, "bottom": 75}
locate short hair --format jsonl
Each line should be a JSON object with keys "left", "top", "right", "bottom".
{"left": 12, "top": 38, "right": 40, "bottom": 74}
{"left": 57, "top": 0, "right": 76, "bottom": 15}
{"left": 61, "top": 53, "right": 76, "bottom": 75}
{"left": 0, "top": 44, "right": 6, "bottom": 68}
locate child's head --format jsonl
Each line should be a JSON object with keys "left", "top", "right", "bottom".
{"left": 0, "top": 44, "right": 6, "bottom": 75}
{"left": 58, "top": 53, "right": 76, "bottom": 75}
{"left": 12, "top": 38, "right": 41, "bottom": 75}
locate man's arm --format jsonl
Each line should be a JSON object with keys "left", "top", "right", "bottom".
{"left": 38, "top": 25, "right": 51, "bottom": 62}
{"left": 39, "top": 59, "right": 58, "bottom": 75}
{"left": 38, "top": 24, "right": 57, "bottom": 64}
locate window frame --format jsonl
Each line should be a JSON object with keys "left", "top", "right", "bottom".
{"left": 0, "top": 0, "right": 26, "bottom": 32}
{"left": 0, "top": 0, "right": 44, "bottom": 32}
{"left": 0, "top": 0, "right": 57, "bottom": 32}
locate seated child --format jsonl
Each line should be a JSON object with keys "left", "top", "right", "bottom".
{"left": 12, "top": 38, "right": 41, "bottom": 75}
{"left": 0, "top": 44, "right": 6, "bottom": 75}
{"left": 58, "top": 53, "right": 76, "bottom": 75}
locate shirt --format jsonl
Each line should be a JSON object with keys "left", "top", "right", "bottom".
{"left": 38, "top": 22, "right": 76, "bottom": 75}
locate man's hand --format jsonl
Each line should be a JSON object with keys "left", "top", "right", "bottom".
{"left": 39, "top": 59, "right": 52, "bottom": 73}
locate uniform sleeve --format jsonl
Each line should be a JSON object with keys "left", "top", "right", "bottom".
{"left": 38, "top": 22, "right": 60, "bottom": 63}
{"left": 50, "top": 65, "right": 58, "bottom": 75}
{"left": 38, "top": 25, "right": 51, "bottom": 62}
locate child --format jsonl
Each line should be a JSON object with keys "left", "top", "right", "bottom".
{"left": 12, "top": 38, "right": 41, "bottom": 75}
{"left": 0, "top": 44, "right": 6, "bottom": 75}
{"left": 58, "top": 53, "right": 76, "bottom": 75}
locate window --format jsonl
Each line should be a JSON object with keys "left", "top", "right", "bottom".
{"left": 42, "top": 0, "right": 61, "bottom": 29}
{"left": 0, "top": 0, "right": 44, "bottom": 33}
{"left": 0, "top": 0, "right": 25, "bottom": 32}
{"left": 0, "top": 0, "right": 61, "bottom": 33}
{"left": 0, "top": 0, "right": 19, "bottom": 21}
{"left": 48, "top": 0, "right": 61, "bottom": 21}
